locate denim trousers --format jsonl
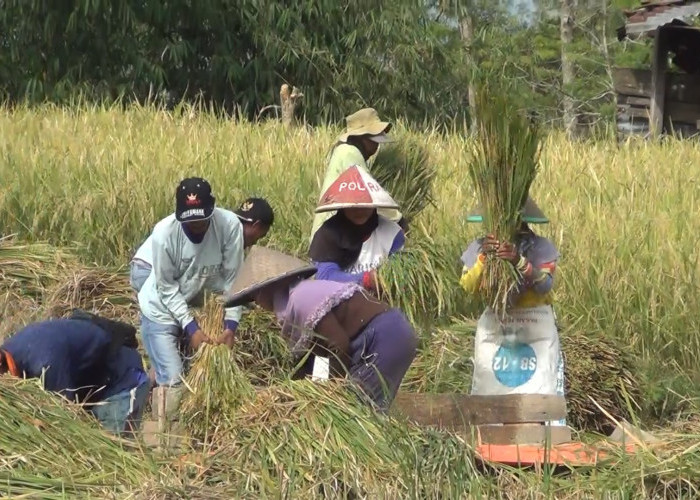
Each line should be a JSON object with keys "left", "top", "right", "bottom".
{"left": 140, "top": 314, "right": 191, "bottom": 387}
{"left": 90, "top": 380, "right": 150, "bottom": 436}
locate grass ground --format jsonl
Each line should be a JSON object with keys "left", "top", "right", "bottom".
{"left": 0, "top": 102, "right": 699, "bottom": 498}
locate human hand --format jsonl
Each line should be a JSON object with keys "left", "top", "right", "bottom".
{"left": 482, "top": 234, "right": 499, "bottom": 253}
{"left": 189, "top": 329, "right": 211, "bottom": 350}
{"left": 217, "top": 329, "right": 236, "bottom": 349}
{"left": 496, "top": 241, "right": 520, "bottom": 264}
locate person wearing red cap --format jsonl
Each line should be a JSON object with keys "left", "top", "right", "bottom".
{"left": 309, "top": 165, "right": 405, "bottom": 293}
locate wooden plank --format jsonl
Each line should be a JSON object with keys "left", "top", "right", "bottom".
{"left": 613, "top": 68, "right": 653, "bottom": 97}
{"left": 391, "top": 393, "right": 567, "bottom": 427}
{"left": 624, "top": 106, "right": 652, "bottom": 119}
{"left": 476, "top": 424, "right": 572, "bottom": 446}
{"left": 618, "top": 95, "right": 651, "bottom": 107}
{"left": 614, "top": 68, "right": 700, "bottom": 105}
{"left": 650, "top": 27, "right": 669, "bottom": 138}
{"left": 667, "top": 101, "right": 700, "bottom": 125}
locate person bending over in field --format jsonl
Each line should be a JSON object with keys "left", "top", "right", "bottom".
{"left": 225, "top": 246, "right": 418, "bottom": 412}
{"left": 459, "top": 197, "right": 566, "bottom": 426}
{"left": 309, "top": 165, "right": 405, "bottom": 294}
{"left": 129, "top": 197, "right": 274, "bottom": 293}
{"left": 137, "top": 178, "right": 271, "bottom": 433}
{"left": 309, "top": 108, "right": 408, "bottom": 242}
{"left": 0, "top": 312, "right": 149, "bottom": 437}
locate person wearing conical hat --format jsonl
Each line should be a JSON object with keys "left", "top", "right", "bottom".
{"left": 309, "top": 164, "right": 405, "bottom": 293}
{"left": 309, "top": 108, "right": 406, "bottom": 242}
{"left": 224, "top": 245, "right": 418, "bottom": 412}
{"left": 460, "top": 197, "right": 566, "bottom": 426}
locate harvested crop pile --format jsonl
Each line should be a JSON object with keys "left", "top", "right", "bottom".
{"left": 183, "top": 377, "right": 480, "bottom": 497}
{"left": 402, "top": 319, "right": 475, "bottom": 393}
{"left": 45, "top": 267, "right": 135, "bottom": 323}
{"left": 0, "top": 236, "right": 77, "bottom": 299}
{"left": 198, "top": 378, "right": 408, "bottom": 497}
{"left": 0, "top": 376, "right": 157, "bottom": 497}
{"left": 561, "top": 328, "right": 641, "bottom": 434}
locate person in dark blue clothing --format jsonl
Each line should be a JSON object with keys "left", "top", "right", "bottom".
{"left": 0, "top": 314, "right": 149, "bottom": 437}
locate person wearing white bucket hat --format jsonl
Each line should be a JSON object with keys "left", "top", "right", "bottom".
{"left": 224, "top": 245, "right": 418, "bottom": 412}
{"left": 309, "top": 108, "right": 406, "bottom": 241}
{"left": 308, "top": 164, "right": 405, "bottom": 293}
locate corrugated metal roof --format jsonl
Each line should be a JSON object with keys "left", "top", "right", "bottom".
{"left": 621, "top": 1, "right": 700, "bottom": 36}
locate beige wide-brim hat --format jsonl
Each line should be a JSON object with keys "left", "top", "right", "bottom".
{"left": 337, "top": 108, "right": 395, "bottom": 143}
{"left": 224, "top": 246, "right": 317, "bottom": 308}
{"left": 466, "top": 197, "right": 549, "bottom": 224}
{"left": 315, "top": 164, "right": 400, "bottom": 214}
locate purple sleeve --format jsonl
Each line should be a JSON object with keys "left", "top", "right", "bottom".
{"left": 184, "top": 319, "right": 200, "bottom": 337}
{"left": 314, "top": 262, "right": 364, "bottom": 284}
{"left": 389, "top": 230, "right": 405, "bottom": 255}
{"left": 461, "top": 240, "right": 483, "bottom": 267}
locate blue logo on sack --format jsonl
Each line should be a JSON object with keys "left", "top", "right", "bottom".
{"left": 492, "top": 337, "right": 537, "bottom": 388}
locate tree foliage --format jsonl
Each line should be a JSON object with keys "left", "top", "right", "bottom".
{"left": 0, "top": 0, "right": 652, "bottom": 131}
{"left": 0, "top": 0, "right": 467, "bottom": 125}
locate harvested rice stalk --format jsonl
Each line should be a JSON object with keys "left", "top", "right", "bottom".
{"left": 377, "top": 222, "right": 466, "bottom": 326}
{"left": 562, "top": 328, "right": 641, "bottom": 434}
{"left": 370, "top": 135, "right": 436, "bottom": 224}
{"left": 0, "top": 235, "right": 77, "bottom": 298}
{"left": 234, "top": 307, "right": 292, "bottom": 384}
{"left": 45, "top": 267, "right": 135, "bottom": 323}
{"left": 181, "top": 296, "right": 255, "bottom": 437}
{"left": 194, "top": 378, "right": 480, "bottom": 497}
{"left": 0, "top": 376, "right": 156, "bottom": 490}
{"left": 204, "top": 378, "right": 410, "bottom": 496}
{"left": 466, "top": 82, "right": 541, "bottom": 318}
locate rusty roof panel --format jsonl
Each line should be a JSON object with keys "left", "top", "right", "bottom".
{"left": 622, "top": 1, "right": 700, "bottom": 36}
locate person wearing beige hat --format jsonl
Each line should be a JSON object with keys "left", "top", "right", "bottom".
{"left": 309, "top": 108, "right": 406, "bottom": 241}
{"left": 224, "top": 245, "right": 418, "bottom": 412}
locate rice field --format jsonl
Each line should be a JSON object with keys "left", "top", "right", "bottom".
{"left": 1, "top": 102, "right": 699, "bottom": 498}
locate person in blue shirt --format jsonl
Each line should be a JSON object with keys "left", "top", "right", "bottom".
{"left": 0, "top": 313, "right": 149, "bottom": 437}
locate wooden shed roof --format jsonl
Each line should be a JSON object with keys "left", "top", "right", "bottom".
{"left": 619, "top": 1, "right": 700, "bottom": 37}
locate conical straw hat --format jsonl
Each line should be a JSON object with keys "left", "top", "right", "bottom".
{"left": 315, "top": 164, "right": 400, "bottom": 214}
{"left": 466, "top": 197, "right": 549, "bottom": 224}
{"left": 224, "top": 245, "right": 317, "bottom": 308}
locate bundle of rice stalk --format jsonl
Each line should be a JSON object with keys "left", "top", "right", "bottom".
{"left": 0, "top": 472, "right": 109, "bottom": 499}
{"left": 233, "top": 307, "right": 292, "bottom": 385}
{"left": 0, "top": 376, "right": 157, "bottom": 493}
{"left": 561, "top": 328, "right": 641, "bottom": 434}
{"left": 45, "top": 267, "right": 135, "bottom": 323}
{"left": 376, "top": 221, "right": 466, "bottom": 327}
{"left": 0, "top": 235, "right": 78, "bottom": 299}
{"left": 180, "top": 296, "right": 255, "bottom": 437}
{"left": 0, "top": 291, "right": 43, "bottom": 341}
{"left": 401, "top": 318, "right": 476, "bottom": 394}
{"left": 370, "top": 134, "right": 436, "bottom": 224}
{"left": 466, "top": 82, "right": 542, "bottom": 318}
{"left": 204, "top": 378, "right": 411, "bottom": 497}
